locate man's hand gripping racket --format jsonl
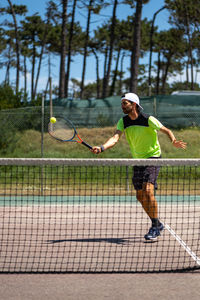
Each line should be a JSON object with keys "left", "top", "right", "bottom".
{"left": 48, "top": 117, "right": 92, "bottom": 150}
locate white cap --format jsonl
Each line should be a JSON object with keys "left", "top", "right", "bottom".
{"left": 121, "top": 92, "right": 143, "bottom": 110}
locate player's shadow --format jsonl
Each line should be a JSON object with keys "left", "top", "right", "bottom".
{"left": 46, "top": 237, "right": 143, "bottom": 245}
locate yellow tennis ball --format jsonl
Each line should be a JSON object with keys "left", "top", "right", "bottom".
{"left": 50, "top": 117, "right": 56, "bottom": 124}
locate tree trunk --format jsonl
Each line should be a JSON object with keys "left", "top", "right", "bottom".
{"left": 161, "top": 57, "right": 171, "bottom": 94}
{"left": 31, "top": 40, "right": 36, "bottom": 101}
{"left": 119, "top": 52, "right": 125, "bottom": 94}
{"left": 102, "top": 0, "right": 118, "bottom": 99}
{"left": 59, "top": 0, "right": 68, "bottom": 99}
{"left": 156, "top": 51, "right": 161, "bottom": 94}
{"left": 33, "top": 44, "right": 45, "bottom": 99}
{"left": 109, "top": 48, "right": 121, "bottom": 96}
{"left": 23, "top": 55, "right": 27, "bottom": 98}
{"left": 5, "top": 43, "right": 11, "bottom": 85}
{"left": 130, "top": 0, "right": 143, "bottom": 93}
{"left": 65, "top": 0, "right": 77, "bottom": 98}
{"left": 33, "top": 14, "right": 51, "bottom": 98}
{"left": 148, "top": 5, "right": 166, "bottom": 96}
{"left": 186, "top": 57, "right": 189, "bottom": 88}
{"left": 101, "top": 46, "right": 108, "bottom": 98}
{"left": 80, "top": 0, "right": 93, "bottom": 99}
{"left": 185, "top": 7, "right": 194, "bottom": 90}
{"left": 7, "top": 0, "right": 20, "bottom": 94}
{"left": 92, "top": 49, "right": 100, "bottom": 98}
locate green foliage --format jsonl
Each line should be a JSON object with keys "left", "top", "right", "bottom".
{"left": 0, "top": 4, "right": 27, "bottom": 15}
{"left": 0, "top": 28, "right": 7, "bottom": 53}
{"left": 166, "top": 0, "right": 200, "bottom": 27}
{"left": 170, "top": 81, "right": 200, "bottom": 92}
{"left": 0, "top": 84, "right": 21, "bottom": 109}
{"left": 0, "top": 121, "right": 18, "bottom": 154}
{"left": 1, "top": 0, "right": 200, "bottom": 100}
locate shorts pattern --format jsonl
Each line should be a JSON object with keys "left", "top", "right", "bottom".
{"left": 132, "top": 165, "right": 160, "bottom": 190}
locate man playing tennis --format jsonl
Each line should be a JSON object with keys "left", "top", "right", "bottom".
{"left": 92, "top": 92, "right": 187, "bottom": 240}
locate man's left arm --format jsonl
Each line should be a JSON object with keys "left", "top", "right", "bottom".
{"left": 160, "top": 126, "right": 187, "bottom": 149}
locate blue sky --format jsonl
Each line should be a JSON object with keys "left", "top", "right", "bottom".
{"left": 0, "top": 0, "right": 172, "bottom": 93}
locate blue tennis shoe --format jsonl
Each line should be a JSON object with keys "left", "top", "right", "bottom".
{"left": 144, "top": 223, "right": 164, "bottom": 240}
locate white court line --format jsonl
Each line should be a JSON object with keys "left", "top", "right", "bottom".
{"left": 165, "top": 223, "right": 200, "bottom": 266}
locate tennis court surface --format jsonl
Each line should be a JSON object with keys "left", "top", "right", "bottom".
{"left": 0, "top": 158, "right": 199, "bottom": 273}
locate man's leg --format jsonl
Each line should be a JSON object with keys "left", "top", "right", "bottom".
{"left": 136, "top": 182, "right": 158, "bottom": 219}
{"left": 136, "top": 183, "right": 164, "bottom": 240}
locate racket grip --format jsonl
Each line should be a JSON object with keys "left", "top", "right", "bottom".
{"left": 81, "top": 141, "right": 93, "bottom": 149}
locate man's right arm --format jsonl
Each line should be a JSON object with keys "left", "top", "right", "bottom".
{"left": 91, "top": 130, "right": 123, "bottom": 154}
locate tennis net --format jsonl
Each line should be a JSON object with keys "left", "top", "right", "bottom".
{"left": 0, "top": 158, "right": 200, "bottom": 273}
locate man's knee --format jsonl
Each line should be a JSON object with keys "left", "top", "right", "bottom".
{"left": 136, "top": 183, "right": 155, "bottom": 202}
{"left": 142, "top": 183, "right": 155, "bottom": 197}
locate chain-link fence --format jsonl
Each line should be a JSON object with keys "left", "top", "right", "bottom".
{"left": 0, "top": 95, "right": 199, "bottom": 157}
{"left": 51, "top": 95, "right": 200, "bottom": 128}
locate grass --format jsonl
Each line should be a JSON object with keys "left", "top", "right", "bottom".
{"left": 0, "top": 127, "right": 199, "bottom": 196}
{"left": 0, "top": 164, "right": 199, "bottom": 196}
{"left": 1, "top": 126, "right": 199, "bottom": 158}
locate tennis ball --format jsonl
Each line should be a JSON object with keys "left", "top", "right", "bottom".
{"left": 50, "top": 117, "right": 56, "bottom": 123}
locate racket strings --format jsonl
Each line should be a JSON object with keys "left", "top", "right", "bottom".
{"left": 49, "top": 118, "right": 75, "bottom": 141}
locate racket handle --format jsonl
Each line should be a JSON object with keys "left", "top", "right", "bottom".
{"left": 81, "top": 141, "right": 93, "bottom": 149}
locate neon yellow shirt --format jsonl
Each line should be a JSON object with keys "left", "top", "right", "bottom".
{"left": 117, "top": 113, "right": 163, "bottom": 158}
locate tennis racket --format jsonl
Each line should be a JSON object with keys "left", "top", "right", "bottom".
{"left": 48, "top": 117, "right": 92, "bottom": 150}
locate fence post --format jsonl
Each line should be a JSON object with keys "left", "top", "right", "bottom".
{"left": 41, "top": 96, "right": 44, "bottom": 158}
{"left": 41, "top": 96, "right": 44, "bottom": 196}
{"left": 49, "top": 77, "right": 53, "bottom": 118}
